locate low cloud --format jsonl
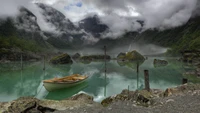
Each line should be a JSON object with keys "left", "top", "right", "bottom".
{"left": 0, "top": 0, "right": 200, "bottom": 40}
{"left": 83, "top": 0, "right": 198, "bottom": 35}
{"left": 0, "top": 0, "right": 57, "bottom": 33}
{"left": 100, "top": 14, "right": 142, "bottom": 38}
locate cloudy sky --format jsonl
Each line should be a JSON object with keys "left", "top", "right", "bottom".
{"left": 0, "top": 0, "right": 199, "bottom": 37}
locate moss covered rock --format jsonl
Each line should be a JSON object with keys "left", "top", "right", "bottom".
{"left": 117, "top": 50, "right": 145, "bottom": 61}
{"left": 50, "top": 53, "right": 73, "bottom": 64}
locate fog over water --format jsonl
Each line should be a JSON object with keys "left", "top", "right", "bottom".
{"left": 61, "top": 44, "right": 167, "bottom": 57}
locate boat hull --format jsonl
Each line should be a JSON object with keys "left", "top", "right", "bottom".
{"left": 43, "top": 77, "right": 88, "bottom": 91}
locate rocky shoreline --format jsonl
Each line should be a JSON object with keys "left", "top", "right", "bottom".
{"left": 1, "top": 83, "right": 200, "bottom": 113}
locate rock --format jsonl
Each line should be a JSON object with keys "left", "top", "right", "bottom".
{"left": 72, "top": 53, "right": 81, "bottom": 60}
{"left": 101, "top": 96, "right": 114, "bottom": 107}
{"left": 117, "top": 50, "right": 145, "bottom": 61}
{"left": 153, "top": 59, "right": 168, "bottom": 67}
{"left": 164, "top": 84, "right": 200, "bottom": 97}
{"left": 50, "top": 53, "right": 73, "bottom": 64}
{"left": 134, "top": 90, "right": 153, "bottom": 104}
{"left": 1, "top": 93, "right": 101, "bottom": 112}
{"left": 101, "top": 89, "right": 153, "bottom": 107}
{"left": 3, "top": 97, "right": 55, "bottom": 113}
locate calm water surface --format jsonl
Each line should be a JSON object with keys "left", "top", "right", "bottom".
{"left": 0, "top": 57, "right": 184, "bottom": 102}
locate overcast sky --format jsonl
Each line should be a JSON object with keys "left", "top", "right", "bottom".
{"left": 0, "top": 0, "right": 199, "bottom": 37}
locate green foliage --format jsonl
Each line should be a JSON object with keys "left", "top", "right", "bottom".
{"left": 136, "top": 16, "right": 200, "bottom": 55}
{"left": 0, "top": 18, "right": 45, "bottom": 52}
{"left": 0, "top": 35, "right": 43, "bottom": 52}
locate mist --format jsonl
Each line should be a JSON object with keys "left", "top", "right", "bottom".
{"left": 60, "top": 43, "right": 167, "bottom": 58}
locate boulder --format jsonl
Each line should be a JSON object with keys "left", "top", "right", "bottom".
{"left": 1, "top": 93, "right": 101, "bottom": 112}
{"left": 117, "top": 50, "right": 145, "bottom": 61}
{"left": 101, "top": 89, "right": 154, "bottom": 107}
{"left": 3, "top": 97, "right": 55, "bottom": 113}
{"left": 50, "top": 53, "right": 73, "bottom": 64}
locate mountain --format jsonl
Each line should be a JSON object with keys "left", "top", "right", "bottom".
{"left": 79, "top": 15, "right": 108, "bottom": 37}
{"left": 14, "top": 7, "right": 48, "bottom": 48}
{"left": 37, "top": 3, "right": 78, "bottom": 32}
{"left": 0, "top": 7, "right": 49, "bottom": 52}
{"left": 134, "top": 16, "right": 200, "bottom": 55}
{"left": 0, "top": 3, "right": 200, "bottom": 57}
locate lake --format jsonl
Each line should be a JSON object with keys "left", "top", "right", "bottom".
{"left": 0, "top": 57, "right": 184, "bottom": 102}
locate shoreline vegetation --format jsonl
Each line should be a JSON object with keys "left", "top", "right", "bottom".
{"left": 1, "top": 83, "right": 200, "bottom": 113}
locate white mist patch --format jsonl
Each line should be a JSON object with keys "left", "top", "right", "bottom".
{"left": 100, "top": 14, "right": 142, "bottom": 38}
{"left": 109, "top": 44, "right": 168, "bottom": 56}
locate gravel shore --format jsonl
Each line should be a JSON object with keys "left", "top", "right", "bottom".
{"left": 54, "top": 85, "right": 200, "bottom": 113}
{"left": 1, "top": 84, "right": 200, "bottom": 113}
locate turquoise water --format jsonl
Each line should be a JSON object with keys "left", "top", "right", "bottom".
{"left": 0, "top": 57, "right": 184, "bottom": 102}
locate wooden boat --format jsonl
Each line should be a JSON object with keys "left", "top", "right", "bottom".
{"left": 45, "top": 82, "right": 88, "bottom": 100}
{"left": 43, "top": 74, "right": 88, "bottom": 91}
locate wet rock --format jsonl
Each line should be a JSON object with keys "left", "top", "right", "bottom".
{"left": 50, "top": 53, "right": 73, "bottom": 64}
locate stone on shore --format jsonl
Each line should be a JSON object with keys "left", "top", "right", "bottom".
{"left": 0, "top": 93, "right": 101, "bottom": 113}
